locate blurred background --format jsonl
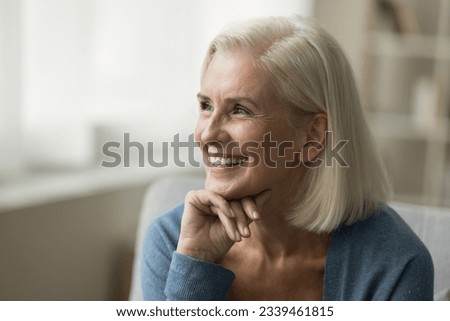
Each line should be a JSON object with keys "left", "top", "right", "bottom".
{"left": 0, "top": 0, "right": 449, "bottom": 300}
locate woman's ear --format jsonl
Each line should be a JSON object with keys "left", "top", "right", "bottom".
{"left": 301, "top": 112, "right": 327, "bottom": 163}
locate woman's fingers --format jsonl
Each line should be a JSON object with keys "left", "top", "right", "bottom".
{"left": 241, "top": 197, "right": 259, "bottom": 220}
{"left": 184, "top": 189, "right": 272, "bottom": 244}
{"left": 230, "top": 201, "right": 251, "bottom": 238}
{"left": 188, "top": 190, "right": 234, "bottom": 218}
{"left": 241, "top": 189, "right": 272, "bottom": 220}
{"left": 210, "top": 205, "right": 241, "bottom": 242}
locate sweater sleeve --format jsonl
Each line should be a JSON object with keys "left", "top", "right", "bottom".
{"left": 141, "top": 209, "right": 235, "bottom": 301}
{"left": 388, "top": 249, "right": 434, "bottom": 300}
{"left": 324, "top": 206, "right": 435, "bottom": 301}
{"left": 165, "top": 252, "right": 235, "bottom": 300}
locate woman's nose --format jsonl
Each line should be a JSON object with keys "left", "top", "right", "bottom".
{"left": 198, "top": 114, "right": 230, "bottom": 143}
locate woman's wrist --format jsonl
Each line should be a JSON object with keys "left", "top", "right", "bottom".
{"left": 176, "top": 246, "right": 217, "bottom": 263}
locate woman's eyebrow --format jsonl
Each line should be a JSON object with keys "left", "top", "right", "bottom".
{"left": 224, "top": 96, "right": 259, "bottom": 108}
{"left": 197, "top": 93, "right": 261, "bottom": 108}
{"left": 196, "top": 93, "right": 210, "bottom": 101}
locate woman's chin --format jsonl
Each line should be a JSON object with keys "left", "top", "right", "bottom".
{"left": 204, "top": 179, "right": 253, "bottom": 200}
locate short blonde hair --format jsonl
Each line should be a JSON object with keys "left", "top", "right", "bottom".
{"left": 201, "top": 16, "right": 392, "bottom": 233}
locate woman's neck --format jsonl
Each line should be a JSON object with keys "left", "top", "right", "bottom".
{"left": 249, "top": 216, "right": 330, "bottom": 260}
{"left": 246, "top": 189, "right": 330, "bottom": 260}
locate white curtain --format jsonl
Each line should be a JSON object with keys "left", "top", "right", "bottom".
{"left": 0, "top": 0, "right": 23, "bottom": 176}
{"left": 22, "top": 0, "right": 94, "bottom": 168}
{"left": 0, "top": 0, "right": 313, "bottom": 174}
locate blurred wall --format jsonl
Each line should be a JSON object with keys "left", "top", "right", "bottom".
{"left": 0, "top": 185, "right": 147, "bottom": 300}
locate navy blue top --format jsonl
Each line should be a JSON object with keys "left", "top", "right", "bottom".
{"left": 141, "top": 203, "right": 434, "bottom": 300}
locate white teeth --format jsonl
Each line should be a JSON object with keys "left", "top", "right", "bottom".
{"left": 209, "top": 156, "right": 246, "bottom": 167}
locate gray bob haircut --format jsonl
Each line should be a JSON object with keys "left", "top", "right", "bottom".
{"left": 201, "top": 16, "right": 392, "bottom": 233}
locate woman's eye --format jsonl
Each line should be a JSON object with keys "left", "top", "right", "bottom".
{"left": 199, "top": 102, "right": 213, "bottom": 112}
{"left": 232, "top": 106, "right": 250, "bottom": 115}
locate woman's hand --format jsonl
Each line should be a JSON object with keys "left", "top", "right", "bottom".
{"left": 177, "top": 189, "right": 271, "bottom": 263}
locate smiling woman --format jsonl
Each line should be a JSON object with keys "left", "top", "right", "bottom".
{"left": 141, "top": 16, "right": 434, "bottom": 301}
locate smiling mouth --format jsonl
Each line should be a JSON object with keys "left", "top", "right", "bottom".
{"left": 208, "top": 156, "right": 248, "bottom": 167}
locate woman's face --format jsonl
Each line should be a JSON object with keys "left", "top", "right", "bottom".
{"left": 195, "top": 49, "right": 307, "bottom": 200}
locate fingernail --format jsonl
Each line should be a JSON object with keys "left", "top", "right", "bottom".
{"left": 235, "top": 230, "right": 241, "bottom": 242}
{"left": 243, "top": 226, "right": 250, "bottom": 237}
{"left": 252, "top": 211, "right": 259, "bottom": 220}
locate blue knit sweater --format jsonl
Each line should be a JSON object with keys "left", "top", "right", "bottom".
{"left": 141, "top": 204, "right": 434, "bottom": 300}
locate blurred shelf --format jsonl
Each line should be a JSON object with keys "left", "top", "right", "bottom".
{"left": 368, "top": 111, "right": 448, "bottom": 142}
{"left": 316, "top": 0, "right": 450, "bottom": 207}
{"left": 367, "top": 31, "right": 450, "bottom": 59}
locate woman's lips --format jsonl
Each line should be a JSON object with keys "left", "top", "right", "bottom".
{"left": 206, "top": 144, "right": 248, "bottom": 167}
{"left": 208, "top": 155, "right": 248, "bottom": 167}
